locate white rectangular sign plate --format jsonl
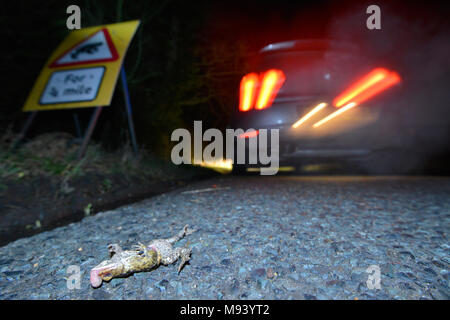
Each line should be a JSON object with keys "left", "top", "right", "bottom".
{"left": 39, "top": 67, "right": 105, "bottom": 105}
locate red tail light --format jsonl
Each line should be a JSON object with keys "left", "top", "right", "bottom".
{"left": 239, "top": 73, "right": 259, "bottom": 112}
{"left": 312, "top": 68, "right": 401, "bottom": 128}
{"left": 237, "top": 130, "right": 259, "bottom": 139}
{"left": 255, "top": 69, "right": 286, "bottom": 110}
{"left": 239, "top": 69, "right": 285, "bottom": 112}
{"left": 333, "top": 68, "right": 401, "bottom": 107}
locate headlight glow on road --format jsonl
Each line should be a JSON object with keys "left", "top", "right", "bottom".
{"left": 292, "top": 102, "right": 327, "bottom": 128}
{"left": 195, "top": 158, "right": 233, "bottom": 173}
{"left": 246, "top": 166, "right": 295, "bottom": 172}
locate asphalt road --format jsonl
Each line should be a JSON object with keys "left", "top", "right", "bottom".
{"left": 0, "top": 176, "right": 449, "bottom": 300}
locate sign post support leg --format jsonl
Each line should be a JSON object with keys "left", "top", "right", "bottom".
{"left": 73, "top": 112, "right": 82, "bottom": 138}
{"left": 77, "top": 107, "right": 102, "bottom": 160}
{"left": 11, "top": 111, "right": 37, "bottom": 150}
{"left": 120, "top": 66, "right": 139, "bottom": 156}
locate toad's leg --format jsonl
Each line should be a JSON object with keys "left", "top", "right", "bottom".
{"left": 166, "top": 225, "right": 196, "bottom": 245}
{"left": 176, "top": 247, "right": 192, "bottom": 273}
{"left": 160, "top": 247, "right": 192, "bottom": 274}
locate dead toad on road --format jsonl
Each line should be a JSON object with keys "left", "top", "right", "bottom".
{"left": 90, "top": 225, "right": 196, "bottom": 288}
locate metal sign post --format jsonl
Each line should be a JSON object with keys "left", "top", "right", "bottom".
{"left": 77, "top": 106, "right": 103, "bottom": 159}
{"left": 10, "top": 111, "right": 37, "bottom": 150}
{"left": 76, "top": 65, "right": 139, "bottom": 159}
{"left": 120, "top": 66, "right": 139, "bottom": 156}
{"left": 73, "top": 112, "right": 83, "bottom": 138}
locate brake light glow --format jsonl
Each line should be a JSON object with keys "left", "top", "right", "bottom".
{"left": 312, "top": 102, "right": 357, "bottom": 128}
{"left": 311, "top": 68, "right": 401, "bottom": 128}
{"left": 255, "top": 69, "right": 286, "bottom": 110}
{"left": 239, "top": 73, "right": 259, "bottom": 112}
{"left": 333, "top": 68, "right": 401, "bottom": 107}
{"left": 292, "top": 102, "right": 327, "bottom": 128}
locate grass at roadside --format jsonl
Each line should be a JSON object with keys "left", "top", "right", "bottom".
{"left": 0, "top": 132, "right": 216, "bottom": 245}
{"left": 0, "top": 132, "right": 209, "bottom": 190}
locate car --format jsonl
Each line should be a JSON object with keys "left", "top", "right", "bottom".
{"left": 227, "top": 39, "right": 421, "bottom": 174}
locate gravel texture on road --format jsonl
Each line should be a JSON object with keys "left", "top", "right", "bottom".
{"left": 0, "top": 176, "right": 449, "bottom": 300}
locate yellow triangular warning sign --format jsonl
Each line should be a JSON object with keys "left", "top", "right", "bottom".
{"left": 23, "top": 20, "right": 140, "bottom": 111}
{"left": 49, "top": 28, "right": 119, "bottom": 68}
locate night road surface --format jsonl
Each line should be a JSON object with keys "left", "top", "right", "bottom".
{"left": 0, "top": 176, "right": 449, "bottom": 300}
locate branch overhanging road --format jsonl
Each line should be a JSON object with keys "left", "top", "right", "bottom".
{"left": 0, "top": 176, "right": 449, "bottom": 300}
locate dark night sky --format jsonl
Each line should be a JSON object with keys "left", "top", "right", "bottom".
{"left": 204, "top": 0, "right": 449, "bottom": 52}
{"left": 1, "top": 0, "right": 449, "bottom": 158}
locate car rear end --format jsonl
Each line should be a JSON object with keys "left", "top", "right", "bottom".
{"left": 229, "top": 39, "right": 404, "bottom": 172}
